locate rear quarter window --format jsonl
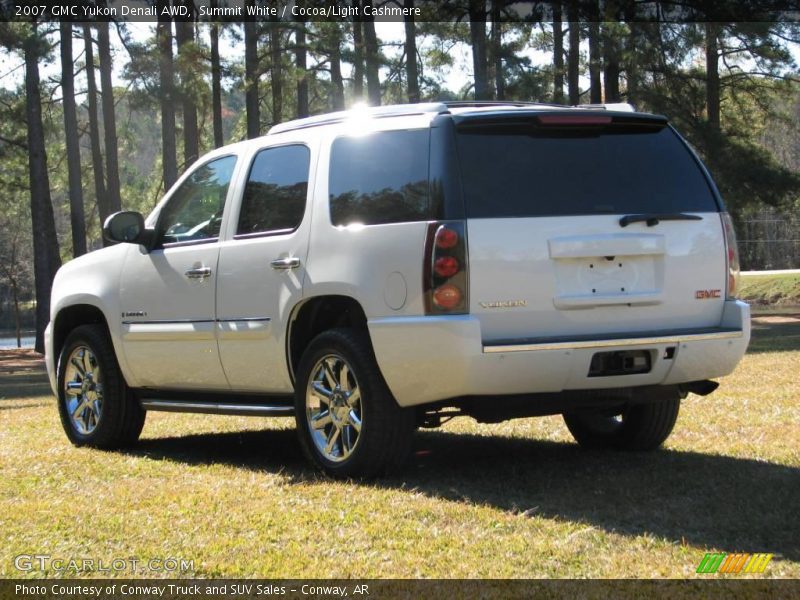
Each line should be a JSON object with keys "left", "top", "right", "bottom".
{"left": 456, "top": 124, "right": 718, "bottom": 218}
{"left": 329, "top": 129, "right": 431, "bottom": 226}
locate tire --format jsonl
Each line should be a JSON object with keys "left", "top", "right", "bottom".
{"left": 563, "top": 393, "right": 680, "bottom": 451}
{"left": 57, "top": 324, "right": 145, "bottom": 449}
{"left": 294, "top": 328, "right": 414, "bottom": 479}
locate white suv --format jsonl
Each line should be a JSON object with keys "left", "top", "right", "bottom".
{"left": 46, "top": 102, "right": 750, "bottom": 478}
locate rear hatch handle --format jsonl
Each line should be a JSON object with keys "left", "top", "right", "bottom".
{"left": 619, "top": 213, "right": 703, "bottom": 227}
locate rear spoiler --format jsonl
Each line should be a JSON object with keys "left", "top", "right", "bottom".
{"left": 452, "top": 110, "right": 668, "bottom": 132}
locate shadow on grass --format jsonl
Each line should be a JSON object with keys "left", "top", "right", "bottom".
{"left": 749, "top": 319, "right": 800, "bottom": 353}
{"left": 0, "top": 371, "right": 51, "bottom": 400}
{"left": 130, "top": 427, "right": 800, "bottom": 562}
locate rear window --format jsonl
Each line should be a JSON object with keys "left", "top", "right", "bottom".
{"left": 329, "top": 129, "right": 430, "bottom": 226}
{"left": 456, "top": 124, "right": 718, "bottom": 218}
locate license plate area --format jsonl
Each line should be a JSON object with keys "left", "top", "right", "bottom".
{"left": 588, "top": 349, "right": 652, "bottom": 377}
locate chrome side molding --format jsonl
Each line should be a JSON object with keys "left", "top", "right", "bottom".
{"left": 139, "top": 399, "right": 294, "bottom": 416}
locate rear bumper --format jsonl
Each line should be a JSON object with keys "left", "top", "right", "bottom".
{"left": 368, "top": 300, "right": 750, "bottom": 407}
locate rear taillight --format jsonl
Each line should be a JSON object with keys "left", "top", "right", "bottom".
{"left": 721, "top": 212, "right": 740, "bottom": 299}
{"left": 424, "top": 221, "right": 468, "bottom": 314}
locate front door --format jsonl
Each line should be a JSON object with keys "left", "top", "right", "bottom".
{"left": 216, "top": 143, "right": 313, "bottom": 392}
{"left": 119, "top": 155, "right": 238, "bottom": 390}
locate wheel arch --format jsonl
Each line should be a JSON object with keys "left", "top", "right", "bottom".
{"left": 52, "top": 303, "right": 110, "bottom": 362}
{"left": 287, "top": 295, "right": 369, "bottom": 382}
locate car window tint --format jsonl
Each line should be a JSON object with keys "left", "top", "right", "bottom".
{"left": 237, "top": 145, "right": 310, "bottom": 236}
{"left": 329, "top": 129, "right": 430, "bottom": 226}
{"left": 457, "top": 126, "right": 718, "bottom": 218}
{"left": 158, "top": 155, "right": 237, "bottom": 245}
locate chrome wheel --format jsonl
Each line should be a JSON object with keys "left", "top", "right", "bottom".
{"left": 305, "top": 353, "right": 362, "bottom": 463}
{"left": 63, "top": 345, "right": 103, "bottom": 435}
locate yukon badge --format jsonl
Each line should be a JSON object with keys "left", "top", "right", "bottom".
{"left": 695, "top": 289, "right": 721, "bottom": 299}
{"left": 479, "top": 300, "right": 528, "bottom": 309}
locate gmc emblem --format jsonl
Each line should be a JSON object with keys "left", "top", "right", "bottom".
{"left": 695, "top": 289, "right": 722, "bottom": 299}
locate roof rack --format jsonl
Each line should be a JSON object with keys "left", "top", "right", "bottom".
{"left": 268, "top": 103, "right": 448, "bottom": 134}
{"left": 267, "top": 100, "right": 639, "bottom": 135}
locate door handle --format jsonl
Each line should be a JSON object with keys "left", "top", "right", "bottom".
{"left": 270, "top": 257, "right": 301, "bottom": 270}
{"left": 185, "top": 266, "right": 212, "bottom": 279}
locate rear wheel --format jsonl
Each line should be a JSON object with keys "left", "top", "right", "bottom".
{"left": 294, "top": 328, "right": 414, "bottom": 479}
{"left": 57, "top": 324, "right": 145, "bottom": 448}
{"left": 563, "top": 393, "right": 680, "bottom": 451}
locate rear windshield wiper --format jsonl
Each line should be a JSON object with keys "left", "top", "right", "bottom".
{"left": 619, "top": 213, "right": 703, "bottom": 227}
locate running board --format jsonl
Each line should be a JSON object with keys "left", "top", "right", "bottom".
{"left": 139, "top": 399, "right": 295, "bottom": 417}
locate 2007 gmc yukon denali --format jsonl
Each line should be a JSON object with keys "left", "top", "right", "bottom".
{"left": 46, "top": 101, "right": 750, "bottom": 478}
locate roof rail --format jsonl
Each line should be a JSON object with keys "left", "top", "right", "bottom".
{"left": 577, "top": 102, "right": 636, "bottom": 112}
{"left": 441, "top": 100, "right": 566, "bottom": 109}
{"left": 268, "top": 103, "right": 448, "bottom": 134}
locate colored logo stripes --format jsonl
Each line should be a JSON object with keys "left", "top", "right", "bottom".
{"left": 696, "top": 553, "right": 773, "bottom": 574}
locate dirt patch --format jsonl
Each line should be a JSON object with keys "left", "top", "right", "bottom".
{"left": 752, "top": 314, "right": 800, "bottom": 325}
{"left": 0, "top": 349, "right": 45, "bottom": 374}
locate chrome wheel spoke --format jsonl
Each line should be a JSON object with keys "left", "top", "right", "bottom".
{"left": 325, "top": 427, "right": 341, "bottom": 455}
{"left": 339, "top": 363, "right": 350, "bottom": 391}
{"left": 65, "top": 381, "right": 82, "bottom": 396}
{"left": 346, "top": 387, "right": 360, "bottom": 408}
{"left": 70, "top": 356, "right": 85, "bottom": 377}
{"left": 311, "top": 410, "right": 332, "bottom": 430}
{"left": 63, "top": 345, "right": 102, "bottom": 436}
{"left": 311, "top": 382, "right": 332, "bottom": 404}
{"left": 348, "top": 410, "right": 362, "bottom": 433}
{"left": 322, "top": 359, "right": 338, "bottom": 389}
{"left": 306, "top": 353, "right": 363, "bottom": 463}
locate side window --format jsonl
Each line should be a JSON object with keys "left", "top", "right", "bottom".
{"left": 236, "top": 144, "right": 310, "bottom": 237}
{"left": 157, "top": 155, "right": 237, "bottom": 245}
{"left": 329, "top": 129, "right": 430, "bottom": 226}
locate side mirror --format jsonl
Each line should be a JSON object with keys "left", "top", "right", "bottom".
{"left": 103, "top": 211, "right": 152, "bottom": 247}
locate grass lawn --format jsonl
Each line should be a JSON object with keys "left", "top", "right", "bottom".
{"left": 739, "top": 273, "right": 800, "bottom": 309}
{"left": 1, "top": 317, "right": 798, "bottom": 579}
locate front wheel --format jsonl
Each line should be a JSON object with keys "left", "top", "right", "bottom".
{"left": 563, "top": 393, "right": 680, "bottom": 451}
{"left": 294, "top": 328, "right": 414, "bottom": 479}
{"left": 57, "top": 324, "right": 145, "bottom": 449}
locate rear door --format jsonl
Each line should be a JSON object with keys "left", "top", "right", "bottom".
{"left": 215, "top": 142, "right": 314, "bottom": 392}
{"left": 455, "top": 112, "right": 726, "bottom": 342}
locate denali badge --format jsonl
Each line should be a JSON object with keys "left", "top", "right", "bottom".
{"left": 121, "top": 311, "right": 148, "bottom": 318}
{"left": 695, "top": 290, "right": 721, "bottom": 299}
{"left": 479, "top": 300, "right": 528, "bottom": 309}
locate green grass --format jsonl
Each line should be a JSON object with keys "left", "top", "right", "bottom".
{"left": 1, "top": 321, "right": 798, "bottom": 579}
{"left": 739, "top": 273, "right": 800, "bottom": 308}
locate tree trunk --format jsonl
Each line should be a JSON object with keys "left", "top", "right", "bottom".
{"left": 328, "top": 22, "right": 345, "bottom": 110}
{"left": 210, "top": 17, "right": 223, "bottom": 148}
{"left": 176, "top": 13, "right": 199, "bottom": 167}
{"left": 244, "top": 12, "right": 260, "bottom": 137}
{"left": 706, "top": 22, "right": 721, "bottom": 132}
{"left": 83, "top": 25, "right": 108, "bottom": 228}
{"left": 24, "top": 24, "right": 62, "bottom": 353}
{"left": 362, "top": 4, "right": 381, "bottom": 106}
{"left": 97, "top": 21, "right": 121, "bottom": 213}
{"left": 270, "top": 19, "right": 283, "bottom": 123}
{"left": 157, "top": 10, "right": 178, "bottom": 189}
{"left": 552, "top": 1, "right": 565, "bottom": 103}
{"left": 491, "top": 2, "right": 503, "bottom": 100}
{"left": 625, "top": 20, "right": 639, "bottom": 107}
{"left": 12, "top": 281, "right": 20, "bottom": 348}
{"left": 295, "top": 20, "right": 309, "bottom": 118}
{"left": 602, "top": 4, "right": 620, "bottom": 103}
{"left": 352, "top": 14, "right": 364, "bottom": 101}
{"left": 404, "top": 0, "right": 420, "bottom": 103}
{"left": 469, "top": 1, "right": 489, "bottom": 100}
{"left": 567, "top": 1, "right": 580, "bottom": 105}
{"left": 60, "top": 22, "right": 87, "bottom": 257}
{"left": 588, "top": 17, "right": 602, "bottom": 103}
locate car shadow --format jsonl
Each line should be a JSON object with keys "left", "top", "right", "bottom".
{"left": 748, "top": 318, "right": 800, "bottom": 353}
{"left": 128, "top": 427, "right": 799, "bottom": 562}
